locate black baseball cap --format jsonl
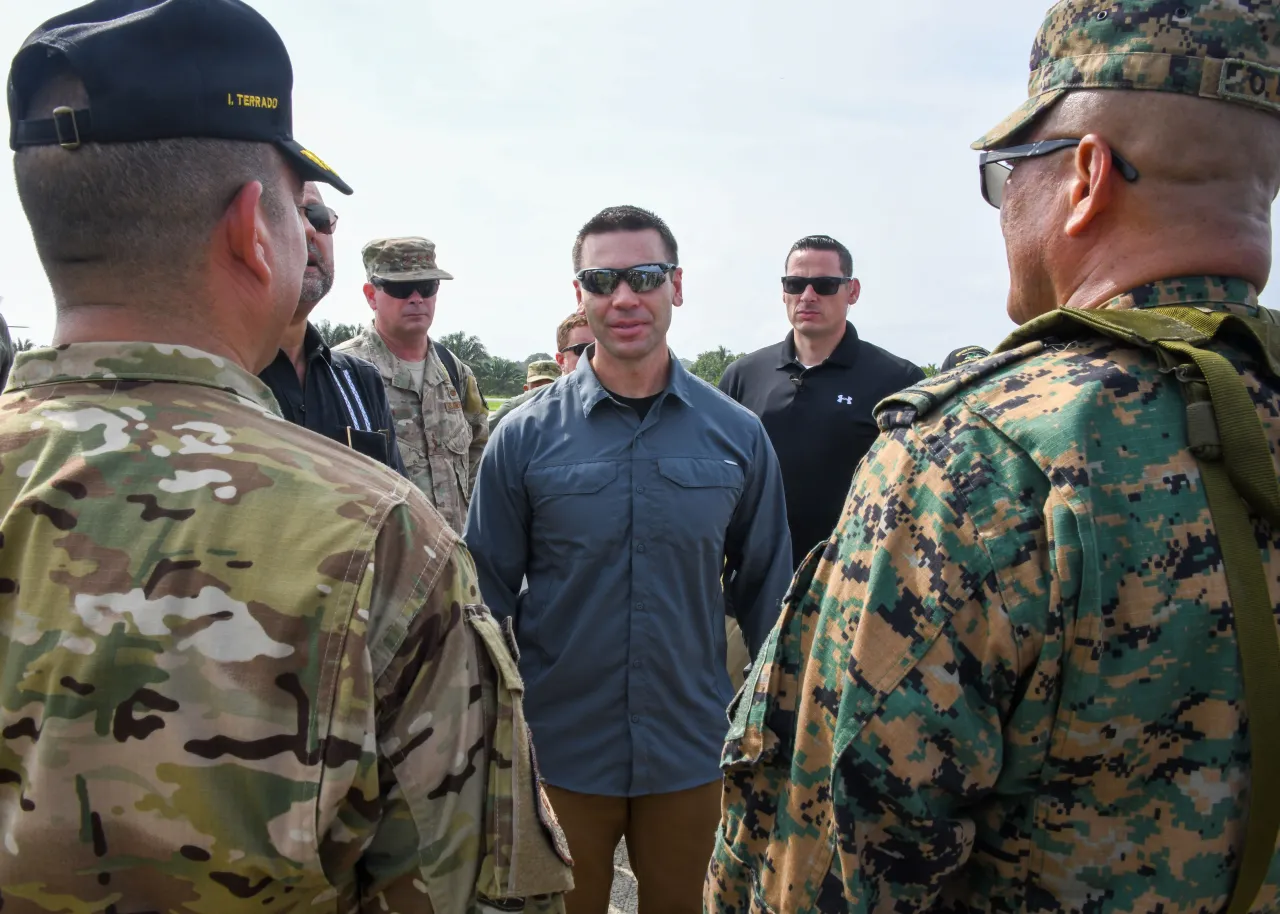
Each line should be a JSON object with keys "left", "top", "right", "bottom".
{"left": 7, "top": 0, "right": 352, "bottom": 195}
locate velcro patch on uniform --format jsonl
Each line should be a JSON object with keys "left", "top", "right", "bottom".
{"left": 1219, "top": 59, "right": 1280, "bottom": 113}
{"left": 529, "top": 742, "right": 573, "bottom": 866}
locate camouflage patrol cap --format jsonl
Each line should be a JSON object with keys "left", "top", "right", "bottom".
{"left": 362, "top": 237, "right": 454, "bottom": 282}
{"left": 526, "top": 360, "right": 560, "bottom": 385}
{"left": 974, "top": 0, "right": 1280, "bottom": 150}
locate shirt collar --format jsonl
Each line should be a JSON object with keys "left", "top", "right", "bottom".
{"left": 303, "top": 322, "right": 332, "bottom": 364}
{"left": 572, "top": 343, "right": 695, "bottom": 416}
{"left": 1101, "top": 276, "right": 1261, "bottom": 317}
{"left": 779, "top": 320, "right": 859, "bottom": 369}
{"left": 5, "top": 342, "right": 282, "bottom": 415}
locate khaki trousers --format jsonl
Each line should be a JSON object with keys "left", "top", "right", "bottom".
{"left": 543, "top": 781, "right": 721, "bottom": 914}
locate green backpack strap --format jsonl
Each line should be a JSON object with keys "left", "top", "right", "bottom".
{"left": 1000, "top": 306, "right": 1280, "bottom": 913}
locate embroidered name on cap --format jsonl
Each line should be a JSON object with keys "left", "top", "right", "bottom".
{"left": 1219, "top": 59, "right": 1280, "bottom": 113}
{"left": 226, "top": 93, "right": 279, "bottom": 109}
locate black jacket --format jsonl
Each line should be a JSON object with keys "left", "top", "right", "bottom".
{"left": 258, "top": 323, "right": 407, "bottom": 475}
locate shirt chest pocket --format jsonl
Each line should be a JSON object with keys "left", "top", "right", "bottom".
{"left": 526, "top": 461, "right": 623, "bottom": 556}
{"left": 656, "top": 457, "right": 744, "bottom": 547}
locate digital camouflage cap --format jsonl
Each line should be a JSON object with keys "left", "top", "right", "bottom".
{"left": 363, "top": 236, "right": 454, "bottom": 282}
{"left": 526, "top": 360, "right": 560, "bottom": 385}
{"left": 974, "top": 0, "right": 1280, "bottom": 149}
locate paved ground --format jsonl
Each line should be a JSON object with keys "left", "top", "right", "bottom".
{"left": 609, "top": 839, "right": 638, "bottom": 914}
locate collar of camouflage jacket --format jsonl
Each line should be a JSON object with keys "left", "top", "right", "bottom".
{"left": 5, "top": 342, "right": 282, "bottom": 414}
{"left": 1102, "top": 276, "right": 1260, "bottom": 317}
{"left": 353, "top": 322, "right": 447, "bottom": 394}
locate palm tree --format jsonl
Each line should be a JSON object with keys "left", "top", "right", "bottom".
{"left": 436, "top": 332, "right": 489, "bottom": 369}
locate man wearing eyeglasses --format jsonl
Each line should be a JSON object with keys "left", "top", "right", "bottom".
{"left": 489, "top": 313, "right": 596, "bottom": 432}
{"left": 718, "top": 234, "right": 924, "bottom": 567}
{"left": 257, "top": 183, "right": 406, "bottom": 473}
{"left": 708, "top": 2, "right": 1280, "bottom": 913}
{"left": 465, "top": 205, "right": 792, "bottom": 914}
{"left": 336, "top": 237, "right": 488, "bottom": 533}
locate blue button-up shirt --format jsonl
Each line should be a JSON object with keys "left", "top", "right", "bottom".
{"left": 464, "top": 351, "right": 793, "bottom": 797}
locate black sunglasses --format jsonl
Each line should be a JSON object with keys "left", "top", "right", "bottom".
{"left": 576, "top": 263, "right": 675, "bottom": 296}
{"left": 560, "top": 341, "right": 591, "bottom": 357}
{"left": 374, "top": 278, "right": 440, "bottom": 299}
{"left": 979, "top": 138, "right": 1140, "bottom": 209}
{"left": 781, "top": 276, "right": 850, "bottom": 296}
{"left": 302, "top": 203, "right": 338, "bottom": 234}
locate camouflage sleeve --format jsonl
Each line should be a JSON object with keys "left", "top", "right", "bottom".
{"left": 350, "top": 508, "right": 571, "bottom": 912}
{"left": 708, "top": 409, "right": 1056, "bottom": 912}
{"left": 461, "top": 361, "right": 489, "bottom": 495}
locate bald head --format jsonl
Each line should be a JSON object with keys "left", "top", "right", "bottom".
{"left": 999, "top": 89, "right": 1280, "bottom": 322}
{"left": 1035, "top": 89, "right": 1280, "bottom": 203}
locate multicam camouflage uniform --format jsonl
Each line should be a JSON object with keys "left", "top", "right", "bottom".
{"left": 707, "top": 2, "right": 1280, "bottom": 911}
{"left": 337, "top": 325, "right": 488, "bottom": 534}
{"left": 0, "top": 343, "right": 571, "bottom": 912}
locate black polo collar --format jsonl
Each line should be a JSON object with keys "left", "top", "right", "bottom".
{"left": 778, "top": 320, "right": 860, "bottom": 370}
{"left": 301, "top": 322, "right": 334, "bottom": 366}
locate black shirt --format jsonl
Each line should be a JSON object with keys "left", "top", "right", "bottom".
{"left": 605, "top": 388, "right": 663, "bottom": 421}
{"left": 258, "top": 323, "right": 407, "bottom": 475}
{"left": 719, "top": 321, "right": 924, "bottom": 566}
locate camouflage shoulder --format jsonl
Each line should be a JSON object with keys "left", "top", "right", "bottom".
{"left": 874, "top": 341, "right": 1046, "bottom": 431}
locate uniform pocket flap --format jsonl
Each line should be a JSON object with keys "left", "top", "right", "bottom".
{"left": 657, "top": 456, "right": 745, "bottom": 490}
{"left": 526, "top": 461, "right": 618, "bottom": 496}
{"left": 466, "top": 605, "right": 524, "bottom": 694}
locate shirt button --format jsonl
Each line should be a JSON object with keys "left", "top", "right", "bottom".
{"left": 633, "top": 660, "right": 642, "bottom": 668}
{"left": 634, "top": 601, "right": 645, "bottom": 611}
{"left": 631, "top": 714, "right": 640, "bottom": 723}
{"left": 636, "top": 486, "right": 646, "bottom": 494}
{"left": 636, "top": 543, "right": 646, "bottom": 554}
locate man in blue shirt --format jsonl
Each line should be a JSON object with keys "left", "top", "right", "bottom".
{"left": 465, "top": 205, "right": 792, "bottom": 914}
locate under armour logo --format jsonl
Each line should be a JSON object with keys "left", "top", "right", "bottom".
{"left": 836, "top": 395, "right": 854, "bottom": 405}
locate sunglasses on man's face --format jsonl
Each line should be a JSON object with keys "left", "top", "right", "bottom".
{"left": 781, "top": 276, "right": 850, "bottom": 296}
{"left": 560, "top": 341, "right": 591, "bottom": 357}
{"left": 375, "top": 279, "right": 440, "bottom": 300}
{"left": 576, "top": 263, "right": 675, "bottom": 296}
{"left": 979, "top": 138, "right": 1140, "bottom": 209}
{"left": 302, "top": 203, "right": 338, "bottom": 235}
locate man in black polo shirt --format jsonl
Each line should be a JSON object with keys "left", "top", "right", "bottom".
{"left": 719, "top": 234, "right": 923, "bottom": 566}
{"left": 259, "top": 182, "right": 405, "bottom": 473}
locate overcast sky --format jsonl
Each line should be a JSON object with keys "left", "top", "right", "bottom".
{"left": 5, "top": 1, "right": 1278, "bottom": 367}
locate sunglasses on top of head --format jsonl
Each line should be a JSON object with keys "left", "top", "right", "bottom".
{"left": 576, "top": 263, "right": 675, "bottom": 296}
{"left": 781, "top": 276, "right": 851, "bottom": 296}
{"left": 374, "top": 278, "right": 441, "bottom": 299}
{"left": 301, "top": 203, "right": 338, "bottom": 234}
{"left": 979, "top": 138, "right": 1140, "bottom": 209}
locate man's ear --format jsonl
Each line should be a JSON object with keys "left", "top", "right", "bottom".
{"left": 671, "top": 266, "right": 684, "bottom": 308}
{"left": 363, "top": 283, "right": 378, "bottom": 311}
{"left": 1065, "top": 134, "right": 1116, "bottom": 237}
{"left": 223, "top": 180, "right": 272, "bottom": 286}
{"left": 847, "top": 278, "right": 862, "bottom": 307}
{"left": 573, "top": 279, "right": 585, "bottom": 311}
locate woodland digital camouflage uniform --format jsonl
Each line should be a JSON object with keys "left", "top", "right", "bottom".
{"left": 337, "top": 326, "right": 488, "bottom": 535}
{"left": 0, "top": 343, "right": 571, "bottom": 912}
{"left": 707, "top": 0, "right": 1280, "bottom": 909}
{"left": 707, "top": 278, "right": 1280, "bottom": 913}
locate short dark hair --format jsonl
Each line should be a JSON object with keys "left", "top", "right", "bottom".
{"left": 14, "top": 71, "right": 292, "bottom": 287}
{"left": 572, "top": 205, "right": 679, "bottom": 271}
{"left": 786, "top": 235, "right": 853, "bottom": 278}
